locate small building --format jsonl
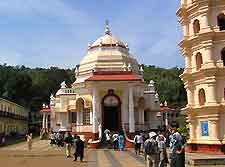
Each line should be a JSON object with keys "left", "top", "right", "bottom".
{"left": 0, "top": 98, "right": 28, "bottom": 136}
{"left": 50, "top": 23, "right": 161, "bottom": 142}
{"left": 160, "top": 102, "right": 178, "bottom": 128}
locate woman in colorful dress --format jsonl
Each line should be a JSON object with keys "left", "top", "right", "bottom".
{"left": 118, "top": 133, "right": 125, "bottom": 151}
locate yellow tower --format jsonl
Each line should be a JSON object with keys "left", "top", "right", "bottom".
{"left": 177, "top": 0, "right": 225, "bottom": 154}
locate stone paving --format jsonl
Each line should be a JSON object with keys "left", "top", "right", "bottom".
{"left": 0, "top": 139, "right": 146, "bottom": 167}
{"left": 1, "top": 139, "right": 224, "bottom": 167}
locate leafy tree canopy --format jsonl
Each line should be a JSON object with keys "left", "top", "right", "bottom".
{"left": 0, "top": 64, "right": 186, "bottom": 112}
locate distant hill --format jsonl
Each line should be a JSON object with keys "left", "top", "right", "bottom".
{"left": 0, "top": 64, "right": 186, "bottom": 112}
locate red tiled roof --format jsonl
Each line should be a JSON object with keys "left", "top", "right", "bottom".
{"left": 85, "top": 71, "right": 142, "bottom": 81}
{"left": 40, "top": 108, "right": 51, "bottom": 113}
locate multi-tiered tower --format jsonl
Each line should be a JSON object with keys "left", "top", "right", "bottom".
{"left": 177, "top": 0, "right": 225, "bottom": 154}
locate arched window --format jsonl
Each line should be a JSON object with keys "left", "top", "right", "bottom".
{"left": 76, "top": 98, "right": 84, "bottom": 112}
{"left": 193, "top": 19, "right": 200, "bottom": 34}
{"left": 217, "top": 13, "right": 225, "bottom": 31}
{"left": 196, "top": 52, "right": 203, "bottom": 70}
{"left": 221, "top": 48, "right": 225, "bottom": 66}
{"left": 199, "top": 89, "right": 206, "bottom": 106}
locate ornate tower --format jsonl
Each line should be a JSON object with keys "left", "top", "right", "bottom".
{"left": 177, "top": 0, "right": 225, "bottom": 154}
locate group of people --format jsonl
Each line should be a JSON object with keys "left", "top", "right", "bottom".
{"left": 49, "top": 132, "right": 64, "bottom": 147}
{"left": 141, "top": 129, "right": 185, "bottom": 167}
{"left": 49, "top": 131, "right": 85, "bottom": 162}
{"left": 104, "top": 129, "right": 125, "bottom": 151}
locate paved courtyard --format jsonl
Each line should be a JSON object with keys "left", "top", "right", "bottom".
{"left": 0, "top": 139, "right": 146, "bottom": 167}
{"left": 2, "top": 139, "right": 225, "bottom": 167}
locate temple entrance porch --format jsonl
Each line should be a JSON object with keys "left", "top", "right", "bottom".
{"left": 102, "top": 89, "right": 121, "bottom": 132}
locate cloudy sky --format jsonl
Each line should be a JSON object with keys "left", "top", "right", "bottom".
{"left": 0, "top": 0, "right": 184, "bottom": 69}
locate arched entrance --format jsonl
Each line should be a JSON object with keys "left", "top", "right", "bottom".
{"left": 102, "top": 90, "right": 121, "bottom": 131}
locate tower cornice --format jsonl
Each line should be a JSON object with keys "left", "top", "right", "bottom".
{"left": 179, "top": 30, "right": 225, "bottom": 49}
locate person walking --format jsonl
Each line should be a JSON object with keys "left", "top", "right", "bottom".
{"left": 50, "top": 132, "right": 55, "bottom": 145}
{"left": 170, "top": 131, "right": 183, "bottom": 167}
{"left": 26, "top": 133, "right": 32, "bottom": 150}
{"left": 64, "top": 132, "right": 73, "bottom": 158}
{"left": 1, "top": 134, "right": 5, "bottom": 146}
{"left": 105, "top": 131, "right": 111, "bottom": 148}
{"left": 176, "top": 144, "right": 185, "bottom": 167}
{"left": 134, "top": 132, "right": 142, "bottom": 155}
{"left": 112, "top": 132, "right": 119, "bottom": 150}
{"left": 144, "top": 132, "right": 159, "bottom": 167}
{"left": 118, "top": 133, "right": 125, "bottom": 151}
{"left": 157, "top": 134, "right": 168, "bottom": 167}
{"left": 74, "top": 136, "right": 85, "bottom": 162}
{"left": 56, "top": 132, "right": 64, "bottom": 147}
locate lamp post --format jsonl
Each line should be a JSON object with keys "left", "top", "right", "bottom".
{"left": 164, "top": 101, "right": 169, "bottom": 127}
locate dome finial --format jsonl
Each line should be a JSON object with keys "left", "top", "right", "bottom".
{"left": 105, "top": 20, "right": 111, "bottom": 35}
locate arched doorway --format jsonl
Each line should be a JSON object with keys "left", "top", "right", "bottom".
{"left": 102, "top": 90, "right": 121, "bottom": 131}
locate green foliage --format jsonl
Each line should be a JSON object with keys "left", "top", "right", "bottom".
{"left": 0, "top": 64, "right": 187, "bottom": 113}
{"left": 0, "top": 65, "right": 74, "bottom": 111}
{"left": 143, "top": 65, "right": 187, "bottom": 108}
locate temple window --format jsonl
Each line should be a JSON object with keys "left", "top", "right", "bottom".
{"left": 196, "top": 52, "right": 203, "bottom": 70}
{"left": 71, "top": 112, "right": 77, "bottom": 123}
{"left": 217, "top": 13, "right": 225, "bottom": 31}
{"left": 193, "top": 19, "right": 200, "bottom": 34}
{"left": 76, "top": 98, "right": 84, "bottom": 111}
{"left": 221, "top": 48, "right": 225, "bottom": 66}
{"left": 198, "top": 88, "right": 206, "bottom": 106}
{"left": 83, "top": 108, "right": 90, "bottom": 125}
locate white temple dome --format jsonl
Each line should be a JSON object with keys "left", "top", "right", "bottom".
{"left": 89, "top": 34, "right": 127, "bottom": 49}
{"left": 76, "top": 22, "right": 139, "bottom": 81}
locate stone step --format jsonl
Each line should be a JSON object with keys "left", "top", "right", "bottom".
{"left": 186, "top": 152, "right": 225, "bottom": 166}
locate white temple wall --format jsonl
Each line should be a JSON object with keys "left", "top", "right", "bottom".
{"left": 122, "top": 88, "right": 129, "bottom": 125}
{"left": 54, "top": 112, "right": 69, "bottom": 130}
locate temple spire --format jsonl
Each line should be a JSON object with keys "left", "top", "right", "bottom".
{"left": 104, "top": 20, "right": 111, "bottom": 35}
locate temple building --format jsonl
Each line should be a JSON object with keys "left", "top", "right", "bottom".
{"left": 177, "top": 0, "right": 225, "bottom": 154}
{"left": 50, "top": 23, "right": 161, "bottom": 142}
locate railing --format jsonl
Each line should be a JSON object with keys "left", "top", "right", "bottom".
{"left": 0, "top": 110, "right": 28, "bottom": 121}
{"left": 61, "top": 88, "right": 76, "bottom": 94}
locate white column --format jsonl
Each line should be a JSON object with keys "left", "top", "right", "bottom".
{"left": 92, "top": 88, "right": 98, "bottom": 133}
{"left": 42, "top": 113, "right": 46, "bottom": 129}
{"left": 165, "top": 112, "right": 168, "bottom": 127}
{"left": 129, "top": 87, "right": 135, "bottom": 133}
{"left": 189, "top": 121, "right": 195, "bottom": 140}
{"left": 45, "top": 114, "right": 48, "bottom": 128}
{"left": 138, "top": 108, "right": 144, "bottom": 124}
{"left": 204, "top": 47, "right": 216, "bottom": 68}
{"left": 80, "top": 109, "right": 83, "bottom": 125}
{"left": 183, "top": 22, "right": 189, "bottom": 37}
{"left": 209, "top": 120, "right": 219, "bottom": 140}
{"left": 76, "top": 112, "right": 80, "bottom": 125}
{"left": 90, "top": 111, "right": 93, "bottom": 124}
{"left": 202, "top": 13, "right": 209, "bottom": 28}
{"left": 207, "top": 84, "right": 217, "bottom": 104}
{"left": 122, "top": 89, "right": 128, "bottom": 127}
